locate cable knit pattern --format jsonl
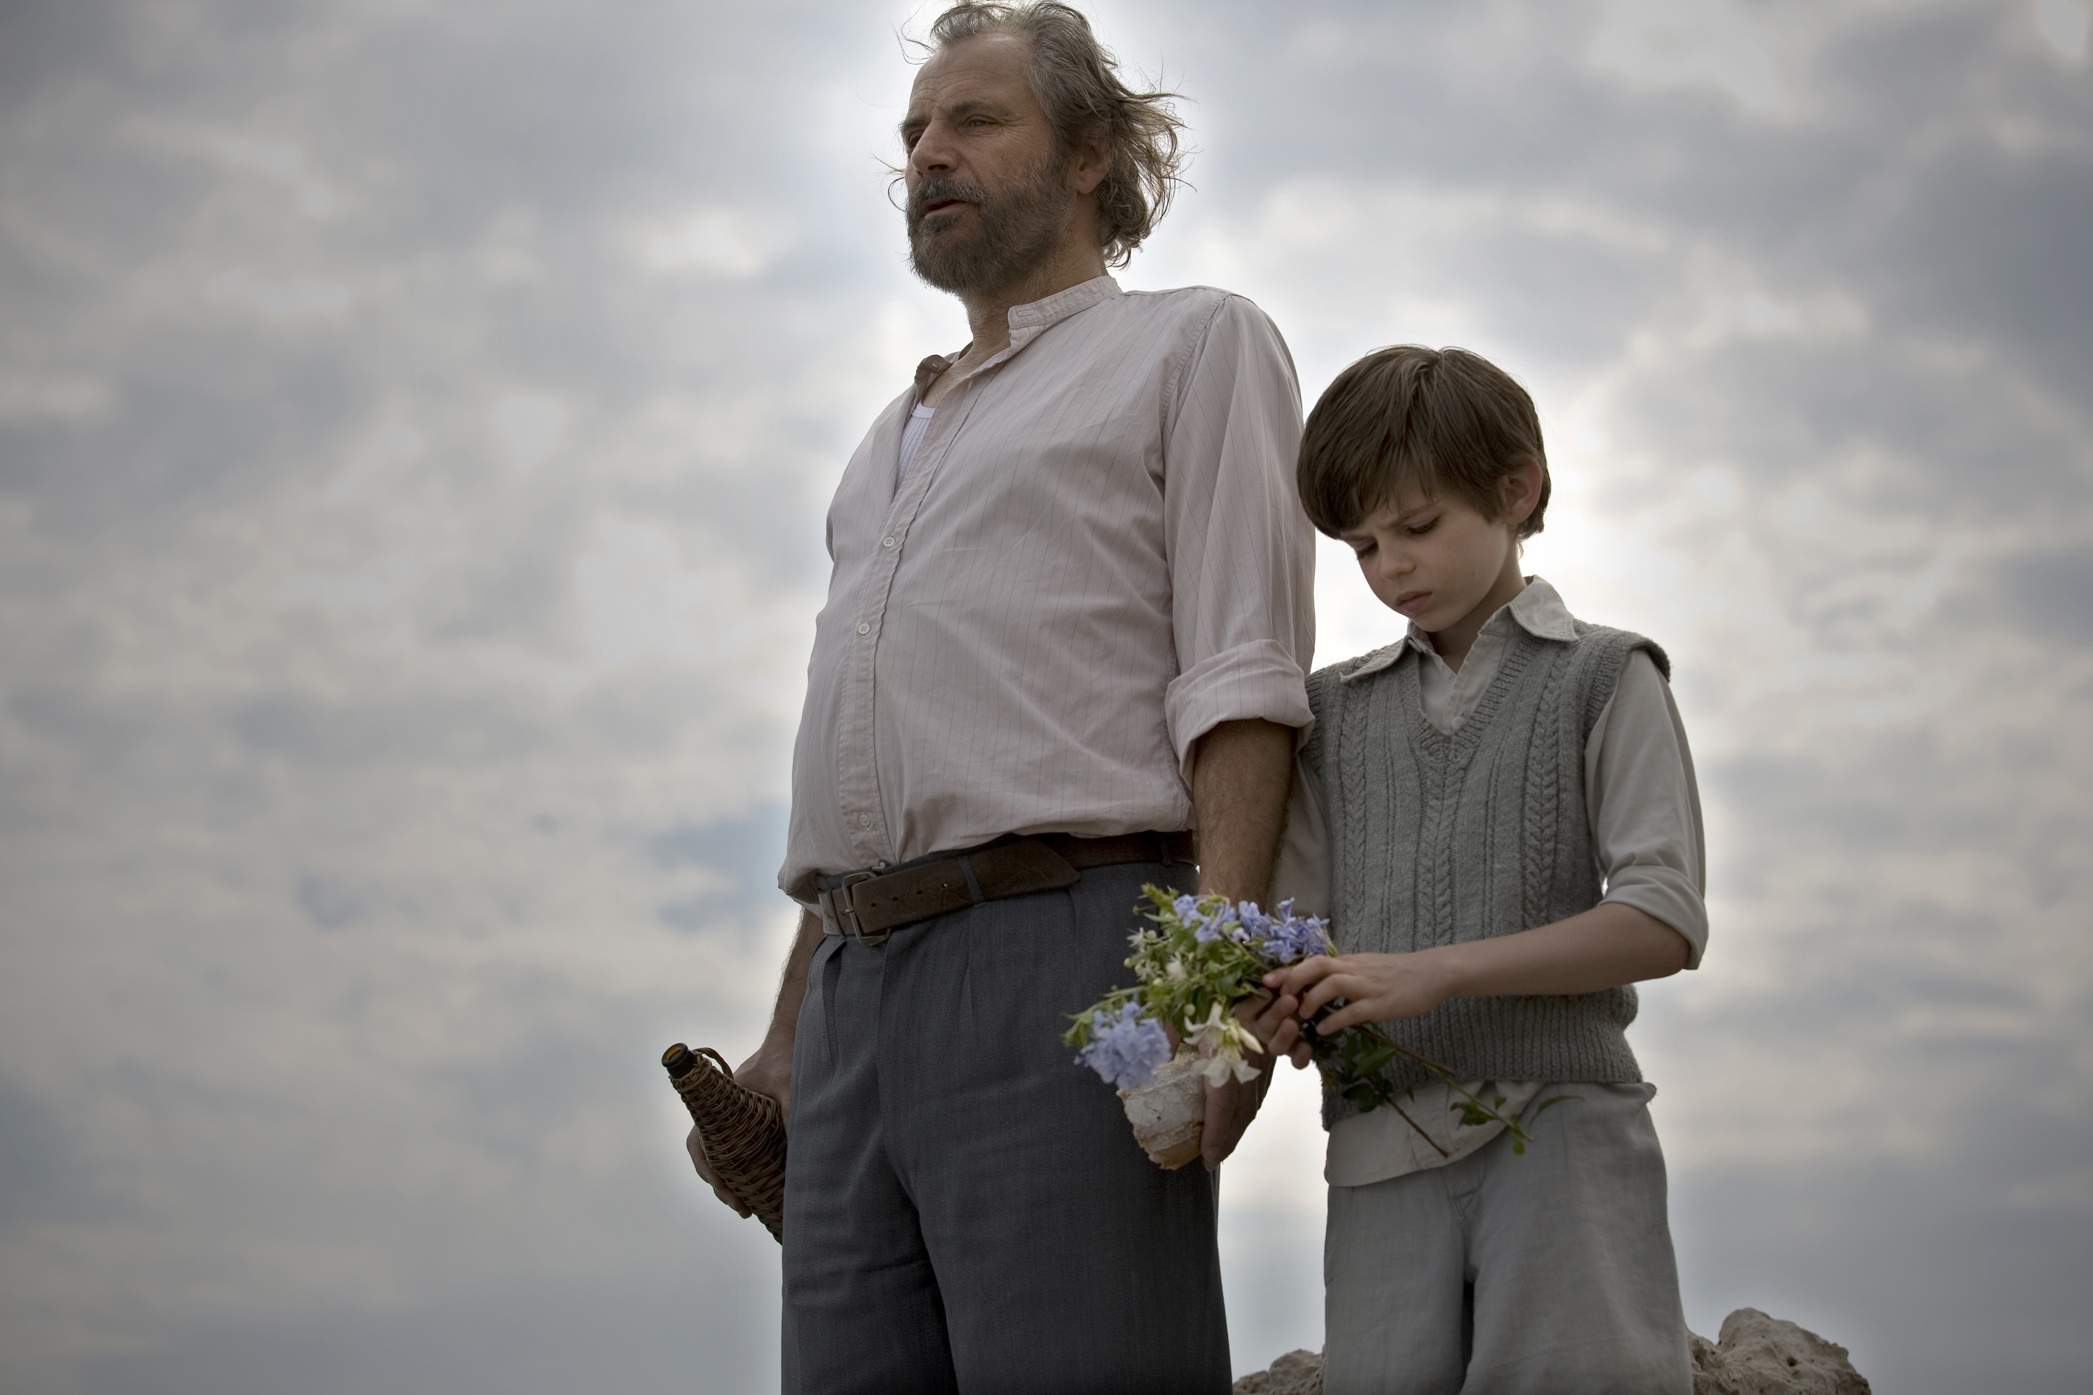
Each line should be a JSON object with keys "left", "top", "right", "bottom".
{"left": 1311, "top": 622, "right": 1669, "bottom": 1126}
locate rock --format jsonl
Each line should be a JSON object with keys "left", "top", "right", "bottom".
{"left": 1232, "top": 1308, "right": 1868, "bottom": 1395}
{"left": 1691, "top": 1308, "right": 1872, "bottom": 1395}
{"left": 1231, "top": 1347, "right": 1322, "bottom": 1395}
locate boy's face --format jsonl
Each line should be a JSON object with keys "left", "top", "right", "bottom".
{"left": 1340, "top": 479, "right": 1524, "bottom": 641}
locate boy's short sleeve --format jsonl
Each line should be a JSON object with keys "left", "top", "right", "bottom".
{"left": 1585, "top": 650, "right": 1709, "bottom": 968}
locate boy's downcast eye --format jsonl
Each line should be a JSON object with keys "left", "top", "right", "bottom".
{"left": 1405, "top": 519, "right": 1438, "bottom": 537}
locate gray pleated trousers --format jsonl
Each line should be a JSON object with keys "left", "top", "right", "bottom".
{"left": 780, "top": 857, "right": 1233, "bottom": 1395}
{"left": 1323, "top": 1083, "right": 1692, "bottom": 1395}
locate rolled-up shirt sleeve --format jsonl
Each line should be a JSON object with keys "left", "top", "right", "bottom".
{"left": 1587, "top": 650, "right": 1709, "bottom": 968}
{"left": 1160, "top": 295, "right": 1316, "bottom": 778}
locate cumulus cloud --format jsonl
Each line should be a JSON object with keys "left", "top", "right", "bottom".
{"left": 2, "top": 1, "right": 2087, "bottom": 1392}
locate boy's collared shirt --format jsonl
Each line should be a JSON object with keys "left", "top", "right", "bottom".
{"left": 1271, "top": 577, "right": 1706, "bottom": 1186}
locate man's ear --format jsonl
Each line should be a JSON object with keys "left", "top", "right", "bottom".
{"left": 1069, "top": 127, "right": 1111, "bottom": 196}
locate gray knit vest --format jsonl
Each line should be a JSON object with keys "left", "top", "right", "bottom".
{"left": 1305, "top": 622, "right": 1669, "bottom": 1127}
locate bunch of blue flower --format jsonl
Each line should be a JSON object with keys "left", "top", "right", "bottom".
{"left": 1065, "top": 887, "right": 1333, "bottom": 1094}
{"left": 1065, "top": 886, "right": 1540, "bottom": 1164}
{"left": 1074, "top": 1000, "right": 1173, "bottom": 1092}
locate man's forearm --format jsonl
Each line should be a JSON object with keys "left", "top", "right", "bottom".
{"left": 1189, "top": 718, "right": 1296, "bottom": 903}
{"left": 689, "top": 905, "right": 819, "bottom": 1187}
{"left": 757, "top": 908, "right": 825, "bottom": 1054}
{"left": 1188, "top": 718, "right": 1296, "bottom": 1164}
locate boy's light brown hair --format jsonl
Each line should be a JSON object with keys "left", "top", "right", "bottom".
{"left": 1296, "top": 345, "right": 1551, "bottom": 540}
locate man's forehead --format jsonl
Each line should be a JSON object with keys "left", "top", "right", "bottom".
{"left": 907, "top": 32, "right": 1034, "bottom": 112}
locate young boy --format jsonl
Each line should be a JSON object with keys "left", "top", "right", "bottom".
{"left": 1264, "top": 346, "right": 1706, "bottom": 1394}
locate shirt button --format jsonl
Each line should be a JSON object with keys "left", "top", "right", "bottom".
{"left": 858, "top": 814, "right": 872, "bottom": 828}
{"left": 856, "top": 621, "right": 870, "bottom": 635}
{"left": 882, "top": 536, "right": 897, "bottom": 549}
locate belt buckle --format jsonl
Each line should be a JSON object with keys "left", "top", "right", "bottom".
{"left": 833, "top": 869, "right": 887, "bottom": 947}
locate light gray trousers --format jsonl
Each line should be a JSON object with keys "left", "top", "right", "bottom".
{"left": 1324, "top": 1082, "right": 1692, "bottom": 1395}
{"left": 780, "top": 858, "right": 1233, "bottom": 1395}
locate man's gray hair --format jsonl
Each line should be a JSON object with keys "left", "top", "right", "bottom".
{"left": 924, "top": 2, "right": 1187, "bottom": 267}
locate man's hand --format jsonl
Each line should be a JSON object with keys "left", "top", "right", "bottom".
{"left": 1197, "top": 989, "right": 1309, "bottom": 1169}
{"left": 685, "top": 1041, "right": 793, "bottom": 1217}
{"left": 685, "top": 908, "right": 822, "bottom": 1214}
{"left": 1265, "top": 950, "right": 1453, "bottom": 1036}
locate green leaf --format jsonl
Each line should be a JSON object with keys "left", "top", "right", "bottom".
{"left": 1350, "top": 1046, "right": 1397, "bottom": 1074}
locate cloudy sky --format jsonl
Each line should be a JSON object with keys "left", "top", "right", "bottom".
{"left": 2, "top": 0, "right": 2089, "bottom": 1390}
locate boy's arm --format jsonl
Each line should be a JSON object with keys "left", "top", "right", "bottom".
{"left": 1277, "top": 902, "right": 1688, "bottom": 1033}
{"left": 1440, "top": 648, "right": 1705, "bottom": 995}
{"left": 1582, "top": 649, "right": 1707, "bottom": 968}
{"left": 1270, "top": 651, "right": 1706, "bottom": 1032}
{"left": 1428, "top": 901, "right": 1687, "bottom": 999}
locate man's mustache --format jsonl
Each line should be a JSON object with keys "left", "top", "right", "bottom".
{"left": 908, "top": 176, "right": 988, "bottom": 229}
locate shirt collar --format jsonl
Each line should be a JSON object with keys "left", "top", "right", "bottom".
{"left": 1007, "top": 273, "right": 1121, "bottom": 335}
{"left": 1338, "top": 576, "right": 1580, "bottom": 684}
{"left": 913, "top": 275, "right": 1122, "bottom": 396}
{"left": 1505, "top": 575, "right": 1580, "bottom": 643}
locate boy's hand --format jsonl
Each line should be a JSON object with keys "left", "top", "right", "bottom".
{"left": 1264, "top": 951, "right": 1453, "bottom": 1035}
{"left": 1244, "top": 985, "right": 1314, "bottom": 1068}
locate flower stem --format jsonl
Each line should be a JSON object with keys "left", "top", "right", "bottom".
{"left": 1310, "top": 1022, "right": 1534, "bottom": 1157}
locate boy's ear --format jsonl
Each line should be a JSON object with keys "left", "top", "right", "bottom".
{"left": 1501, "top": 458, "right": 1544, "bottom": 529}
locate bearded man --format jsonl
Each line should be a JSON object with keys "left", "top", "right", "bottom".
{"left": 686, "top": 4, "right": 1315, "bottom": 1390}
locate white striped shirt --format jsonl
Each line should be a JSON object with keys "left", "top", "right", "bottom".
{"left": 780, "top": 276, "right": 1315, "bottom": 901}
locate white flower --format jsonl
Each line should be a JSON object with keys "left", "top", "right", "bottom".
{"left": 1194, "top": 1050, "right": 1263, "bottom": 1088}
{"left": 1182, "top": 1001, "right": 1264, "bottom": 1087}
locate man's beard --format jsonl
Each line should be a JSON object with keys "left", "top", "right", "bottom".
{"left": 907, "top": 155, "right": 1072, "bottom": 295}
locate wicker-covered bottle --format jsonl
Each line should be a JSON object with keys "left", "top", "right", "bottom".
{"left": 663, "top": 1043, "right": 786, "bottom": 1243}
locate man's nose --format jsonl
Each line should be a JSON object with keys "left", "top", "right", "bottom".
{"left": 910, "top": 119, "right": 958, "bottom": 179}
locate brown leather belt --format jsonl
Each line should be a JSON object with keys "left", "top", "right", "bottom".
{"left": 816, "top": 831, "right": 1196, "bottom": 946}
